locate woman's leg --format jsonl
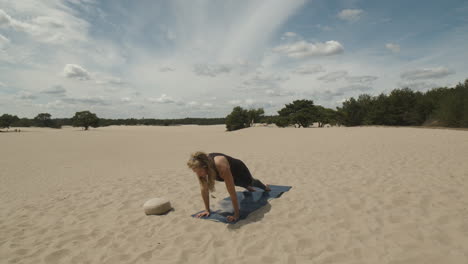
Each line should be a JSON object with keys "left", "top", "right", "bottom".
{"left": 241, "top": 163, "right": 270, "bottom": 191}
{"left": 233, "top": 159, "right": 270, "bottom": 191}
{"left": 251, "top": 178, "right": 269, "bottom": 190}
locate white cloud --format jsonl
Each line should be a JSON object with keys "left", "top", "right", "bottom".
{"left": 317, "top": 71, "right": 348, "bottom": 82}
{"left": 228, "top": 100, "right": 242, "bottom": 105}
{"left": 187, "top": 101, "right": 200, "bottom": 107}
{"left": 338, "top": 9, "right": 364, "bottom": 22}
{"left": 227, "top": 99, "right": 244, "bottom": 107}
{"left": 166, "top": 29, "right": 176, "bottom": 40}
{"left": 385, "top": 43, "right": 400, "bottom": 53}
{"left": 315, "top": 24, "right": 333, "bottom": 31}
{"left": 274, "top": 40, "right": 344, "bottom": 58}
{"left": 16, "top": 91, "right": 37, "bottom": 100}
{"left": 0, "top": 9, "right": 12, "bottom": 27}
{"left": 400, "top": 67, "right": 455, "bottom": 80}
{"left": 240, "top": 72, "right": 289, "bottom": 90}
{"left": 397, "top": 81, "right": 441, "bottom": 91}
{"left": 62, "top": 96, "right": 109, "bottom": 106}
{"left": 0, "top": 9, "right": 35, "bottom": 32}
{"left": 281, "top": 31, "right": 300, "bottom": 40}
{"left": 40, "top": 85, "right": 66, "bottom": 96}
{"left": 338, "top": 85, "right": 373, "bottom": 93}
{"left": 318, "top": 84, "right": 374, "bottom": 103}
{"left": 245, "top": 98, "right": 256, "bottom": 106}
{"left": 193, "top": 64, "right": 232, "bottom": 77}
{"left": 121, "top": 97, "right": 131, "bottom": 103}
{"left": 292, "top": 65, "right": 325, "bottom": 75}
{"left": 312, "top": 84, "right": 373, "bottom": 102}
{"left": 265, "top": 89, "right": 295, "bottom": 97}
{"left": 284, "top": 32, "right": 298, "bottom": 38}
{"left": 95, "top": 76, "right": 124, "bottom": 86}
{"left": 160, "top": 67, "right": 175, "bottom": 72}
{"left": 0, "top": 33, "right": 9, "bottom": 49}
{"left": 63, "top": 64, "right": 91, "bottom": 80}
{"left": 1, "top": 1, "right": 312, "bottom": 117}
{"left": 345, "top": 75, "right": 378, "bottom": 84}
{"left": 312, "top": 89, "right": 345, "bottom": 101}
{"left": 228, "top": 98, "right": 274, "bottom": 109}
{"left": 32, "top": 16, "right": 65, "bottom": 28}
{"left": 0, "top": 8, "right": 89, "bottom": 44}
{"left": 215, "top": 0, "right": 307, "bottom": 61}
{"left": 2, "top": 1, "right": 466, "bottom": 118}
{"left": 148, "top": 94, "right": 177, "bottom": 104}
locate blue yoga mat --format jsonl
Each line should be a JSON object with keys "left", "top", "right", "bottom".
{"left": 191, "top": 185, "right": 292, "bottom": 224}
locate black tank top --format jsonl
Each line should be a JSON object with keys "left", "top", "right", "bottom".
{"left": 207, "top": 153, "right": 252, "bottom": 187}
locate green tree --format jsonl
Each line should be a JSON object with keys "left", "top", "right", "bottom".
{"left": 337, "top": 97, "right": 362, "bottom": 126}
{"left": 273, "top": 116, "right": 290, "bottom": 127}
{"left": 225, "top": 106, "right": 249, "bottom": 131}
{"left": 0, "top": 114, "right": 20, "bottom": 130}
{"left": 435, "top": 80, "right": 468, "bottom": 127}
{"left": 316, "top": 106, "right": 338, "bottom": 127}
{"left": 262, "top": 116, "right": 275, "bottom": 125}
{"left": 278, "top": 99, "right": 317, "bottom": 128}
{"left": 419, "top": 87, "right": 449, "bottom": 125}
{"left": 372, "top": 93, "right": 390, "bottom": 125}
{"left": 71, "top": 111, "right": 99, "bottom": 130}
{"left": 357, "top": 94, "right": 375, "bottom": 125}
{"left": 461, "top": 79, "right": 468, "bottom": 127}
{"left": 34, "top": 113, "right": 53, "bottom": 127}
{"left": 12, "top": 118, "right": 32, "bottom": 127}
{"left": 386, "top": 88, "right": 419, "bottom": 125}
{"left": 247, "top": 108, "right": 265, "bottom": 126}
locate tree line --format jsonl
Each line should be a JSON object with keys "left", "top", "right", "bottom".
{"left": 1, "top": 78, "right": 467, "bottom": 131}
{"left": 337, "top": 79, "right": 468, "bottom": 127}
{"left": 0, "top": 111, "right": 225, "bottom": 131}
{"left": 225, "top": 79, "right": 468, "bottom": 130}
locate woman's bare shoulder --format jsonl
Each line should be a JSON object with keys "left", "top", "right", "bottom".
{"left": 213, "top": 156, "right": 230, "bottom": 170}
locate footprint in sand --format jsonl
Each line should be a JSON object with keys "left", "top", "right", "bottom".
{"left": 212, "top": 240, "right": 224, "bottom": 248}
{"left": 44, "top": 249, "right": 71, "bottom": 264}
{"left": 96, "top": 234, "right": 113, "bottom": 248}
{"left": 459, "top": 221, "right": 468, "bottom": 236}
{"left": 137, "top": 250, "right": 153, "bottom": 261}
{"left": 419, "top": 194, "right": 432, "bottom": 217}
{"left": 436, "top": 214, "right": 451, "bottom": 225}
{"left": 433, "top": 230, "right": 452, "bottom": 245}
{"left": 14, "top": 248, "right": 28, "bottom": 255}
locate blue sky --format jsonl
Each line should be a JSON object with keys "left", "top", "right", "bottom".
{"left": 0, "top": 0, "right": 467, "bottom": 118}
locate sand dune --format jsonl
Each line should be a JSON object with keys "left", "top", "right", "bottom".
{"left": 1, "top": 125, "right": 467, "bottom": 264}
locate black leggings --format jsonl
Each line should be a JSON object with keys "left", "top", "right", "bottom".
{"left": 233, "top": 161, "right": 268, "bottom": 190}
{"left": 251, "top": 178, "right": 268, "bottom": 190}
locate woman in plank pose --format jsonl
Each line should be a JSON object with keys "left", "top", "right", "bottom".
{"left": 187, "top": 151, "right": 270, "bottom": 222}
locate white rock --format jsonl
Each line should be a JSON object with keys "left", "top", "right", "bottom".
{"left": 143, "top": 197, "right": 172, "bottom": 215}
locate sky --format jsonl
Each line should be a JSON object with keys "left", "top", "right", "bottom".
{"left": 0, "top": 0, "right": 467, "bottom": 119}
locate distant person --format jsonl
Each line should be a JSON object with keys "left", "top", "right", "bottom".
{"left": 187, "top": 151, "right": 270, "bottom": 222}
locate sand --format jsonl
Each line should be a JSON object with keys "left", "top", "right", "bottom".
{"left": 1, "top": 125, "right": 468, "bottom": 264}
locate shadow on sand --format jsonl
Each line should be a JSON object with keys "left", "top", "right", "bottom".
{"left": 191, "top": 185, "right": 291, "bottom": 228}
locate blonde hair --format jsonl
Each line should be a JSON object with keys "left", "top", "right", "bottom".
{"left": 187, "top": 151, "right": 217, "bottom": 192}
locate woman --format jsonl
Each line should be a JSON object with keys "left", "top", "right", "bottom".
{"left": 187, "top": 151, "right": 270, "bottom": 222}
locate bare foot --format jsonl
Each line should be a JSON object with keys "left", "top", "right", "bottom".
{"left": 265, "top": 184, "right": 271, "bottom": 192}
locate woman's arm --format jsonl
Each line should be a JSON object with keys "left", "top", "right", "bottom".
{"left": 215, "top": 160, "right": 240, "bottom": 221}
{"left": 195, "top": 182, "right": 210, "bottom": 218}
{"left": 223, "top": 169, "right": 240, "bottom": 220}
{"left": 200, "top": 183, "right": 210, "bottom": 213}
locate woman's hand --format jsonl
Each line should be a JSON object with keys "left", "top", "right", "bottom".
{"left": 226, "top": 214, "right": 239, "bottom": 223}
{"left": 195, "top": 210, "right": 210, "bottom": 218}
